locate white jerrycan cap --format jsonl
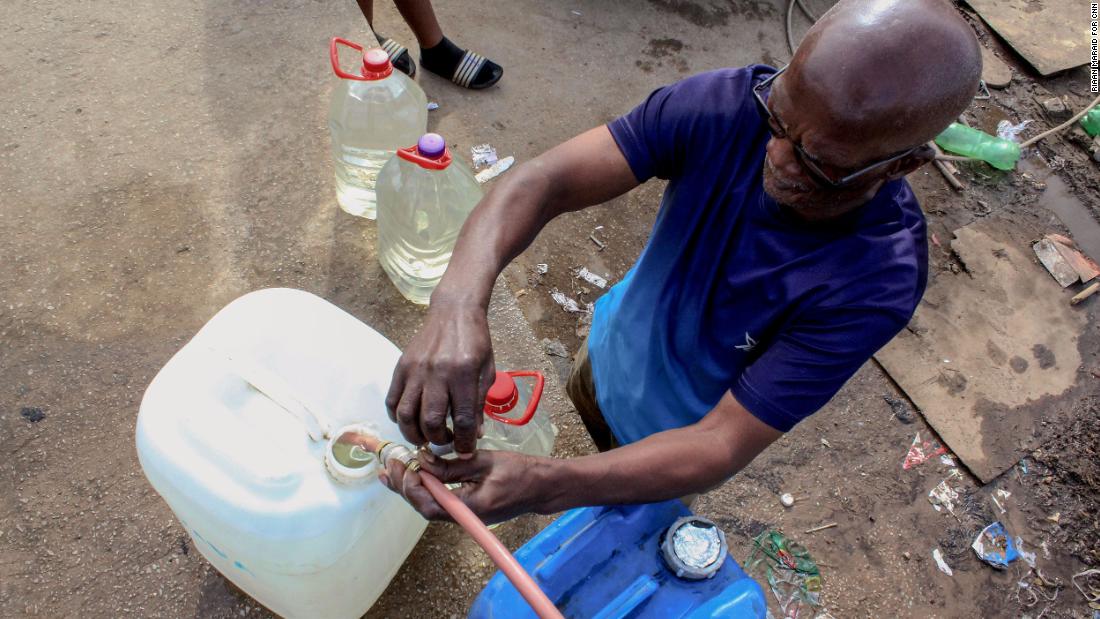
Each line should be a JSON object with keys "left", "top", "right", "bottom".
{"left": 325, "top": 424, "right": 383, "bottom": 485}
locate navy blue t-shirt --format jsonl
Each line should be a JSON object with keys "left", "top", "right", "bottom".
{"left": 587, "top": 66, "right": 927, "bottom": 442}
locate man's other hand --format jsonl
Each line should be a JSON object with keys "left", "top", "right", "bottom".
{"left": 378, "top": 450, "right": 549, "bottom": 525}
{"left": 385, "top": 300, "right": 496, "bottom": 457}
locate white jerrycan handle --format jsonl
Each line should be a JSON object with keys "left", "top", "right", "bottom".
{"left": 207, "top": 346, "right": 332, "bottom": 441}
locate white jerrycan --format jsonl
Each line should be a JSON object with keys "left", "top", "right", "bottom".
{"left": 135, "top": 288, "right": 425, "bottom": 619}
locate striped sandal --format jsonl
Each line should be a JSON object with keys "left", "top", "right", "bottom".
{"left": 420, "top": 37, "right": 503, "bottom": 90}
{"left": 451, "top": 50, "right": 497, "bottom": 89}
{"left": 377, "top": 36, "right": 415, "bottom": 77}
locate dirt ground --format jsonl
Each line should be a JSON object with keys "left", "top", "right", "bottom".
{"left": 2, "top": 0, "right": 1099, "bottom": 617}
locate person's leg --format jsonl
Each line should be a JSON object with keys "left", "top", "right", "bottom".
{"left": 354, "top": 0, "right": 373, "bottom": 26}
{"left": 565, "top": 340, "right": 617, "bottom": 453}
{"left": 393, "top": 0, "right": 503, "bottom": 89}
{"left": 391, "top": 0, "right": 443, "bottom": 47}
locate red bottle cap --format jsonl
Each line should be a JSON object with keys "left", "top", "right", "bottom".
{"left": 484, "top": 371, "right": 518, "bottom": 414}
{"left": 361, "top": 48, "right": 393, "bottom": 80}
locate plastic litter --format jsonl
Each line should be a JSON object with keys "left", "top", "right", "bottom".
{"left": 971, "top": 522, "right": 1020, "bottom": 569}
{"left": 589, "top": 226, "right": 607, "bottom": 251}
{"left": 996, "top": 119, "right": 1033, "bottom": 143}
{"left": 535, "top": 263, "right": 549, "bottom": 275}
{"left": 935, "top": 122, "right": 1020, "bottom": 170}
{"left": 576, "top": 267, "right": 608, "bottom": 289}
{"left": 549, "top": 289, "right": 587, "bottom": 314}
{"left": 939, "top": 455, "right": 956, "bottom": 467}
{"left": 903, "top": 432, "right": 948, "bottom": 469}
{"left": 475, "top": 156, "right": 515, "bottom": 183}
{"left": 427, "top": 101, "right": 439, "bottom": 111}
{"left": 1017, "top": 568, "right": 1061, "bottom": 608}
{"left": 928, "top": 469, "right": 962, "bottom": 518}
{"left": 1073, "top": 569, "right": 1100, "bottom": 602}
{"left": 932, "top": 548, "right": 954, "bottom": 576}
{"left": 471, "top": 143, "right": 498, "bottom": 168}
{"left": 1016, "top": 537, "right": 1037, "bottom": 568}
{"left": 746, "top": 530, "right": 823, "bottom": 618}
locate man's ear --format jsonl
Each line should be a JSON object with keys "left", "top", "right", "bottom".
{"left": 884, "top": 143, "right": 936, "bottom": 181}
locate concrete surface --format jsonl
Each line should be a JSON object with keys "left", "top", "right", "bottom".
{"left": 3, "top": 0, "right": 1100, "bottom": 617}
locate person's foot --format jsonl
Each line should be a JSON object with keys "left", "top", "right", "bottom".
{"left": 374, "top": 33, "right": 415, "bottom": 77}
{"left": 419, "top": 36, "right": 503, "bottom": 90}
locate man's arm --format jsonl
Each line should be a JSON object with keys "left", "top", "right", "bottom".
{"left": 381, "top": 391, "right": 783, "bottom": 524}
{"left": 385, "top": 126, "right": 640, "bottom": 455}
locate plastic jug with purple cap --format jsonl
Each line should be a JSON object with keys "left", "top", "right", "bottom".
{"left": 328, "top": 37, "right": 427, "bottom": 219}
{"left": 376, "top": 133, "right": 483, "bottom": 304}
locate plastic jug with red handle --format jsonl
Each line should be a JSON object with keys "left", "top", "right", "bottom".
{"left": 431, "top": 370, "right": 556, "bottom": 458}
{"left": 327, "top": 37, "right": 427, "bottom": 219}
{"left": 479, "top": 370, "right": 556, "bottom": 457}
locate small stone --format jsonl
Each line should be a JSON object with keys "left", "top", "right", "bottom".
{"left": 1041, "top": 96, "right": 1071, "bottom": 121}
{"left": 780, "top": 493, "right": 795, "bottom": 508}
{"left": 979, "top": 46, "right": 1012, "bottom": 88}
{"left": 20, "top": 407, "right": 46, "bottom": 423}
{"left": 883, "top": 395, "right": 915, "bottom": 424}
{"left": 903, "top": 551, "right": 911, "bottom": 560}
{"left": 541, "top": 338, "right": 569, "bottom": 358}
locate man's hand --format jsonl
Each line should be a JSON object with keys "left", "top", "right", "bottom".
{"left": 383, "top": 126, "right": 638, "bottom": 457}
{"left": 378, "top": 450, "right": 551, "bottom": 525}
{"left": 385, "top": 301, "right": 496, "bottom": 456}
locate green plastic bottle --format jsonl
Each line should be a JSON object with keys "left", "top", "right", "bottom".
{"left": 1080, "top": 107, "right": 1100, "bottom": 137}
{"left": 934, "top": 123, "right": 1020, "bottom": 171}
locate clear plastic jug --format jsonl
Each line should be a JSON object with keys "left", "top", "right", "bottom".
{"left": 479, "top": 370, "right": 557, "bottom": 457}
{"left": 430, "top": 370, "right": 557, "bottom": 459}
{"left": 328, "top": 37, "right": 428, "bottom": 219}
{"left": 376, "top": 133, "right": 483, "bottom": 305}
{"left": 135, "top": 289, "right": 426, "bottom": 619}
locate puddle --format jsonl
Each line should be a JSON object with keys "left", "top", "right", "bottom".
{"left": 973, "top": 106, "right": 1014, "bottom": 136}
{"left": 1018, "top": 159, "right": 1100, "bottom": 261}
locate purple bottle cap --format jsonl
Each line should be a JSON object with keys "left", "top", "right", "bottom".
{"left": 417, "top": 133, "right": 446, "bottom": 159}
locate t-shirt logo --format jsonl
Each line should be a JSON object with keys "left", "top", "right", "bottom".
{"left": 735, "top": 332, "right": 757, "bottom": 352}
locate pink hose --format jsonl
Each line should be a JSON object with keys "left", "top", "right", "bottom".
{"left": 335, "top": 431, "right": 563, "bottom": 618}
{"left": 419, "top": 471, "right": 565, "bottom": 619}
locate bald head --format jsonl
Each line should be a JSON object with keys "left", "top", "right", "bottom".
{"left": 786, "top": 0, "right": 981, "bottom": 156}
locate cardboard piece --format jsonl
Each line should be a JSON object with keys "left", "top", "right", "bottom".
{"left": 875, "top": 218, "right": 1091, "bottom": 483}
{"left": 966, "top": 0, "right": 1089, "bottom": 75}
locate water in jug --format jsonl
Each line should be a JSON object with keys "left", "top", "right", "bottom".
{"left": 328, "top": 37, "right": 427, "bottom": 219}
{"left": 135, "top": 288, "right": 427, "bottom": 619}
{"left": 376, "top": 133, "right": 483, "bottom": 304}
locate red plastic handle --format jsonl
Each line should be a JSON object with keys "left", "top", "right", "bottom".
{"left": 330, "top": 37, "right": 367, "bottom": 80}
{"left": 396, "top": 145, "right": 452, "bottom": 170}
{"left": 486, "top": 371, "right": 544, "bottom": 426}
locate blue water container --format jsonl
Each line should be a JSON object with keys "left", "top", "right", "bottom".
{"left": 469, "top": 501, "right": 767, "bottom": 618}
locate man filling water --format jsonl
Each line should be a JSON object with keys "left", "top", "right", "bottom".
{"left": 378, "top": 0, "right": 982, "bottom": 523}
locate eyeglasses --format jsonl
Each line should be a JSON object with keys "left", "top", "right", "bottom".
{"left": 752, "top": 66, "right": 918, "bottom": 189}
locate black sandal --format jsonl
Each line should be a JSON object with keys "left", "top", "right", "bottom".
{"left": 376, "top": 36, "right": 415, "bottom": 77}
{"left": 448, "top": 49, "right": 502, "bottom": 89}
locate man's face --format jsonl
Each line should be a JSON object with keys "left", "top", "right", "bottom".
{"left": 760, "top": 73, "right": 893, "bottom": 216}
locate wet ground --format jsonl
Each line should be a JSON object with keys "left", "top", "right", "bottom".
{"left": 2, "top": 0, "right": 1099, "bottom": 617}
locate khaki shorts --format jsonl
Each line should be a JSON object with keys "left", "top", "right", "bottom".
{"left": 565, "top": 338, "right": 618, "bottom": 452}
{"left": 565, "top": 338, "right": 697, "bottom": 507}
